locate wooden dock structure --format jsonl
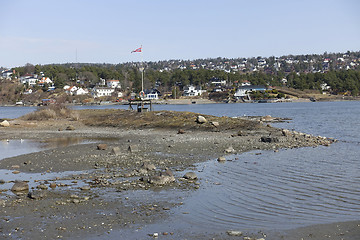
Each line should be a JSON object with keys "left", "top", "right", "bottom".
{"left": 128, "top": 100, "right": 153, "bottom": 112}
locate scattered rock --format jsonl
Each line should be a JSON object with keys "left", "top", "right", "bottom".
{"left": 128, "top": 145, "right": 139, "bottom": 153}
{"left": 261, "top": 115, "right": 275, "bottom": 122}
{"left": 66, "top": 125, "right": 75, "bottom": 131}
{"left": 0, "top": 120, "right": 10, "bottom": 127}
{"left": 261, "top": 136, "right": 279, "bottom": 143}
{"left": 226, "top": 230, "right": 243, "bottom": 236}
{"left": 141, "top": 162, "right": 156, "bottom": 171}
{"left": 177, "top": 129, "right": 185, "bottom": 134}
{"left": 12, "top": 170, "right": 20, "bottom": 174}
{"left": 217, "top": 156, "right": 226, "bottom": 162}
{"left": 225, "top": 146, "right": 235, "bottom": 153}
{"left": 0, "top": 179, "right": 5, "bottom": 184}
{"left": 211, "top": 121, "right": 219, "bottom": 127}
{"left": 97, "top": 144, "right": 107, "bottom": 150}
{"left": 49, "top": 183, "right": 57, "bottom": 189}
{"left": 196, "top": 115, "right": 207, "bottom": 124}
{"left": 11, "top": 181, "right": 29, "bottom": 192}
{"left": 111, "top": 147, "right": 121, "bottom": 155}
{"left": 11, "top": 165, "right": 20, "bottom": 169}
{"left": 149, "top": 170, "right": 175, "bottom": 185}
{"left": 37, "top": 184, "right": 48, "bottom": 190}
{"left": 183, "top": 172, "right": 197, "bottom": 180}
{"left": 282, "top": 129, "right": 291, "bottom": 136}
{"left": 80, "top": 185, "right": 91, "bottom": 190}
{"left": 28, "top": 190, "right": 47, "bottom": 200}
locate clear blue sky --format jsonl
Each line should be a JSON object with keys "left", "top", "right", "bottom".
{"left": 1, "top": 0, "right": 359, "bottom": 68}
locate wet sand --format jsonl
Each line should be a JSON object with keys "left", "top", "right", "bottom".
{"left": 1, "top": 110, "right": 357, "bottom": 239}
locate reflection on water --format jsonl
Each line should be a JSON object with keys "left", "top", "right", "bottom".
{"left": 173, "top": 143, "right": 360, "bottom": 231}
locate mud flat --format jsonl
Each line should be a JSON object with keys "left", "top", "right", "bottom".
{"left": 0, "top": 109, "right": 350, "bottom": 239}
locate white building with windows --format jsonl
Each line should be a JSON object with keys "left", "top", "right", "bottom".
{"left": 106, "top": 80, "right": 121, "bottom": 89}
{"left": 183, "top": 85, "right": 206, "bottom": 96}
{"left": 92, "top": 87, "right": 115, "bottom": 97}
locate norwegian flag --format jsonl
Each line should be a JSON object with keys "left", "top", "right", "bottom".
{"left": 131, "top": 47, "right": 142, "bottom": 53}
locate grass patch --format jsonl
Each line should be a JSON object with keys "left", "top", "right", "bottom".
{"left": 21, "top": 104, "right": 79, "bottom": 121}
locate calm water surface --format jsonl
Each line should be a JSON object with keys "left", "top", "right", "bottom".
{"left": 1, "top": 101, "right": 359, "bottom": 234}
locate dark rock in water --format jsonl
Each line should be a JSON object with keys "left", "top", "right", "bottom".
{"left": 261, "top": 136, "right": 279, "bottom": 143}
{"left": 111, "top": 147, "right": 121, "bottom": 155}
{"left": 183, "top": 172, "right": 197, "bottom": 180}
{"left": 149, "top": 169, "right": 175, "bottom": 185}
{"left": 11, "top": 181, "right": 29, "bottom": 192}
{"left": 49, "top": 183, "right": 57, "bottom": 189}
{"left": 97, "top": 144, "right": 107, "bottom": 150}
{"left": 128, "top": 145, "right": 139, "bottom": 153}
{"left": 66, "top": 125, "right": 75, "bottom": 131}
{"left": 28, "top": 190, "right": 47, "bottom": 200}
{"left": 0, "top": 179, "right": 5, "bottom": 184}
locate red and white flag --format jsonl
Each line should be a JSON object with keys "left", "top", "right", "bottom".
{"left": 131, "top": 46, "right": 142, "bottom": 53}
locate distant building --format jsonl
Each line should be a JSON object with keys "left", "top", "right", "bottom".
{"left": 145, "top": 89, "right": 161, "bottom": 100}
{"left": 106, "top": 80, "right": 121, "bottom": 89}
{"left": 183, "top": 85, "right": 206, "bottom": 96}
{"left": 20, "top": 74, "right": 38, "bottom": 86}
{"left": 92, "top": 87, "right": 115, "bottom": 97}
{"left": 234, "top": 85, "right": 267, "bottom": 99}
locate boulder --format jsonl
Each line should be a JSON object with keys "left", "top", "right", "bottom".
{"left": 0, "top": 120, "right": 10, "bottom": 127}
{"left": 28, "top": 190, "right": 47, "bottom": 200}
{"left": 261, "top": 115, "right": 275, "bottom": 122}
{"left": 261, "top": 136, "right": 279, "bottom": 143}
{"left": 97, "top": 144, "right": 107, "bottom": 150}
{"left": 128, "top": 144, "right": 139, "bottom": 153}
{"left": 111, "top": 147, "right": 121, "bottom": 155}
{"left": 183, "top": 172, "right": 197, "bottom": 180}
{"left": 149, "top": 170, "right": 175, "bottom": 185}
{"left": 211, "top": 121, "right": 219, "bottom": 127}
{"left": 11, "top": 181, "right": 29, "bottom": 192}
{"left": 141, "top": 162, "right": 156, "bottom": 171}
{"left": 66, "top": 125, "right": 75, "bottom": 131}
{"left": 196, "top": 115, "right": 207, "bottom": 124}
{"left": 225, "top": 146, "right": 235, "bottom": 153}
{"left": 177, "top": 129, "right": 185, "bottom": 134}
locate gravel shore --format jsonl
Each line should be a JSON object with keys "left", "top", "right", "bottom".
{"left": 1, "top": 110, "right": 357, "bottom": 239}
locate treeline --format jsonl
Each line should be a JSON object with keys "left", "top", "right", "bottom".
{"left": 13, "top": 63, "right": 360, "bottom": 96}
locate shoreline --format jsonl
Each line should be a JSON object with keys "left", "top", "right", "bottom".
{"left": 1, "top": 96, "right": 360, "bottom": 108}
{"left": 0, "top": 110, "right": 357, "bottom": 239}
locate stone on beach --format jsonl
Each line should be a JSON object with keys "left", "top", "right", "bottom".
{"left": 97, "top": 144, "right": 107, "bottom": 150}
{"left": 183, "top": 172, "right": 197, "bottom": 180}
{"left": 0, "top": 120, "right": 10, "bottom": 127}
{"left": 196, "top": 115, "right": 207, "bottom": 124}
{"left": 111, "top": 147, "right": 121, "bottom": 155}
{"left": 128, "top": 145, "right": 139, "bottom": 153}
{"left": 11, "top": 181, "right": 29, "bottom": 192}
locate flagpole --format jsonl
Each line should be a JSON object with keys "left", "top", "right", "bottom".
{"left": 141, "top": 45, "right": 144, "bottom": 94}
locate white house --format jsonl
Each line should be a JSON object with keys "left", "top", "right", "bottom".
{"left": 234, "top": 85, "right": 267, "bottom": 99}
{"left": 75, "top": 88, "right": 89, "bottom": 95}
{"left": 1, "top": 70, "right": 13, "bottom": 79}
{"left": 183, "top": 85, "right": 206, "bottom": 96}
{"left": 145, "top": 89, "right": 161, "bottom": 100}
{"left": 106, "top": 80, "right": 121, "bottom": 89}
{"left": 67, "top": 86, "right": 78, "bottom": 95}
{"left": 38, "top": 77, "right": 53, "bottom": 86}
{"left": 20, "top": 74, "right": 38, "bottom": 86}
{"left": 92, "top": 87, "right": 115, "bottom": 97}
